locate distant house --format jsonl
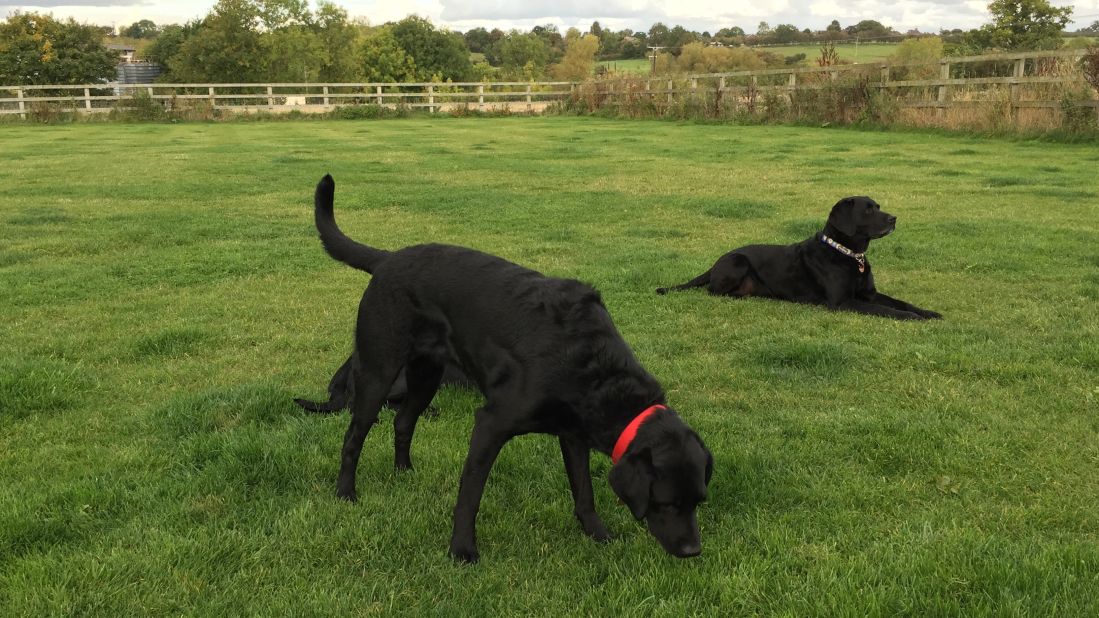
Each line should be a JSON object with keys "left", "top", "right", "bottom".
{"left": 108, "top": 44, "right": 137, "bottom": 63}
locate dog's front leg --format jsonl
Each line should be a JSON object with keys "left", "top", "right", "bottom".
{"left": 834, "top": 298, "right": 923, "bottom": 320}
{"left": 559, "top": 436, "right": 613, "bottom": 542}
{"left": 873, "top": 292, "right": 942, "bottom": 319}
{"left": 449, "top": 411, "right": 510, "bottom": 564}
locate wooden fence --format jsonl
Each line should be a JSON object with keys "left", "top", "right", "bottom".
{"left": 1, "top": 50, "right": 1094, "bottom": 122}
{"left": 576, "top": 49, "right": 1098, "bottom": 125}
{"left": 0, "top": 81, "right": 574, "bottom": 118}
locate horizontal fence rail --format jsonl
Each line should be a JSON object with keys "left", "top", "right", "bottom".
{"left": 1, "top": 50, "right": 1095, "bottom": 121}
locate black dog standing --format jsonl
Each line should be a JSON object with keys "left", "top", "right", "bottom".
{"left": 312, "top": 175, "right": 713, "bottom": 563}
{"left": 658, "top": 197, "right": 942, "bottom": 320}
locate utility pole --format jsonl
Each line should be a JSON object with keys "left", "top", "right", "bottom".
{"left": 647, "top": 46, "right": 666, "bottom": 74}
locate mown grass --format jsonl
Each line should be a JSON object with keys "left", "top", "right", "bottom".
{"left": 1, "top": 117, "right": 1097, "bottom": 615}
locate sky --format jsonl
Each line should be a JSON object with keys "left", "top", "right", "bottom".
{"left": 2, "top": 0, "right": 1097, "bottom": 35}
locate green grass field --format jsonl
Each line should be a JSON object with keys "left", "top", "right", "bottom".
{"left": 760, "top": 42, "right": 900, "bottom": 64}
{"left": 2, "top": 117, "right": 1098, "bottom": 615}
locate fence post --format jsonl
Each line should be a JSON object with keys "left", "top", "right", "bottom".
{"left": 525, "top": 83, "right": 532, "bottom": 112}
{"left": 208, "top": 86, "right": 215, "bottom": 108}
{"left": 937, "top": 60, "right": 951, "bottom": 119}
{"left": 84, "top": 87, "right": 91, "bottom": 111}
{"left": 478, "top": 83, "right": 484, "bottom": 111}
{"left": 17, "top": 87, "right": 26, "bottom": 119}
{"left": 667, "top": 79, "right": 673, "bottom": 105}
{"left": 375, "top": 85, "right": 382, "bottom": 106}
{"left": 323, "top": 86, "right": 329, "bottom": 107}
{"left": 1011, "top": 57, "right": 1025, "bottom": 121}
{"left": 691, "top": 77, "right": 698, "bottom": 95}
{"left": 880, "top": 65, "right": 889, "bottom": 87}
{"left": 427, "top": 84, "right": 434, "bottom": 113}
{"left": 266, "top": 85, "right": 273, "bottom": 108}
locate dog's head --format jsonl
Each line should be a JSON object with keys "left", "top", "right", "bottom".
{"left": 827, "top": 196, "right": 896, "bottom": 240}
{"left": 609, "top": 411, "right": 713, "bottom": 558}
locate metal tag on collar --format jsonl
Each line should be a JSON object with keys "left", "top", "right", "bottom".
{"left": 856, "top": 257, "right": 866, "bottom": 273}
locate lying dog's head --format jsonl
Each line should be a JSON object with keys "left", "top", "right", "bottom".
{"left": 827, "top": 196, "right": 896, "bottom": 240}
{"left": 609, "top": 410, "right": 713, "bottom": 558}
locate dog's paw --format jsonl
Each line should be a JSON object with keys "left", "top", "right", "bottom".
{"left": 335, "top": 485, "right": 358, "bottom": 502}
{"left": 589, "top": 527, "right": 615, "bottom": 543}
{"left": 922, "top": 310, "right": 943, "bottom": 320}
{"left": 448, "top": 543, "right": 480, "bottom": 565}
{"left": 655, "top": 287, "right": 668, "bottom": 295}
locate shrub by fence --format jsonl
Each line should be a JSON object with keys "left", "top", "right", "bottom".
{"left": 565, "top": 49, "right": 1099, "bottom": 132}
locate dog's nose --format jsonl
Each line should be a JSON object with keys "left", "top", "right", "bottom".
{"left": 675, "top": 542, "right": 702, "bottom": 558}
{"left": 887, "top": 215, "right": 897, "bottom": 225}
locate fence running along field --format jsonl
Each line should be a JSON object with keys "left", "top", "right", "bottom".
{"left": 0, "top": 81, "right": 573, "bottom": 117}
{"left": 1, "top": 50, "right": 1095, "bottom": 129}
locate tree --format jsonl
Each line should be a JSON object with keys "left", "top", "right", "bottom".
{"left": 120, "top": 19, "right": 159, "bottom": 39}
{"left": 464, "top": 27, "right": 493, "bottom": 53}
{"left": 757, "top": 22, "right": 771, "bottom": 36}
{"left": 495, "top": 30, "right": 550, "bottom": 79}
{"left": 826, "top": 20, "right": 842, "bottom": 33}
{"left": 313, "top": 2, "right": 360, "bottom": 82}
{"left": 0, "top": 12, "right": 119, "bottom": 85}
{"left": 359, "top": 27, "right": 416, "bottom": 82}
{"left": 675, "top": 41, "right": 764, "bottom": 73}
{"left": 851, "top": 19, "right": 892, "bottom": 39}
{"left": 552, "top": 32, "right": 599, "bottom": 80}
{"left": 772, "top": 24, "right": 802, "bottom": 44}
{"left": 966, "top": 0, "right": 1072, "bottom": 50}
{"left": 390, "top": 16, "right": 473, "bottom": 81}
{"left": 889, "top": 36, "right": 944, "bottom": 78}
{"left": 169, "top": 0, "right": 266, "bottom": 82}
{"left": 648, "top": 22, "right": 670, "bottom": 46}
{"left": 1082, "top": 20, "right": 1099, "bottom": 35}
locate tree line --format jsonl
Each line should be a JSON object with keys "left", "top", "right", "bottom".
{"left": 1, "top": 0, "right": 1090, "bottom": 86}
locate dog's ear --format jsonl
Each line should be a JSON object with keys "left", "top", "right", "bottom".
{"left": 828, "top": 197, "right": 858, "bottom": 236}
{"left": 609, "top": 449, "right": 652, "bottom": 520}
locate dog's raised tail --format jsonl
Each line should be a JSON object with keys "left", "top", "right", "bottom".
{"left": 314, "top": 174, "right": 390, "bottom": 274}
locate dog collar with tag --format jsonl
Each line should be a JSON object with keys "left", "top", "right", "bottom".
{"left": 611, "top": 404, "right": 666, "bottom": 464}
{"left": 821, "top": 234, "right": 866, "bottom": 273}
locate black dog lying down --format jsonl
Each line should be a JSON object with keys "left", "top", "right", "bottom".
{"left": 657, "top": 196, "right": 941, "bottom": 320}
{"left": 294, "top": 355, "right": 474, "bottom": 413}
{"left": 313, "top": 175, "right": 712, "bottom": 563}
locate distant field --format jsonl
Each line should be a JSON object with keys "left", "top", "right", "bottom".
{"left": 598, "top": 57, "right": 652, "bottom": 74}
{"left": 599, "top": 43, "right": 899, "bottom": 75}
{"left": 2, "top": 118, "right": 1098, "bottom": 615}
{"left": 755, "top": 42, "right": 900, "bottom": 64}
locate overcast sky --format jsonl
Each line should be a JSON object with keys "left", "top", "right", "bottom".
{"left": 2, "top": 1, "right": 1096, "bottom": 34}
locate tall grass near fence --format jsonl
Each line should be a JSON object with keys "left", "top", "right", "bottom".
{"left": 557, "top": 51, "right": 1099, "bottom": 135}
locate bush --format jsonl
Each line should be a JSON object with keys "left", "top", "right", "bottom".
{"left": 111, "top": 91, "right": 168, "bottom": 121}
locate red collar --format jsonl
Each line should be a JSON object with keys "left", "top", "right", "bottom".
{"left": 611, "top": 404, "right": 666, "bottom": 464}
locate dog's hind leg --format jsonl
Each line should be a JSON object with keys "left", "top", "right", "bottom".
{"left": 560, "top": 435, "right": 612, "bottom": 542}
{"left": 336, "top": 353, "right": 401, "bottom": 502}
{"left": 393, "top": 356, "right": 445, "bottom": 471}
{"left": 707, "top": 254, "right": 756, "bottom": 297}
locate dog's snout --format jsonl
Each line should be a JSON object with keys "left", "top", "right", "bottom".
{"left": 675, "top": 542, "right": 702, "bottom": 558}
{"left": 887, "top": 215, "right": 897, "bottom": 225}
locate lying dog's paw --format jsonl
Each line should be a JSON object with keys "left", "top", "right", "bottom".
{"left": 922, "top": 310, "right": 943, "bottom": 320}
{"left": 335, "top": 486, "right": 358, "bottom": 502}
